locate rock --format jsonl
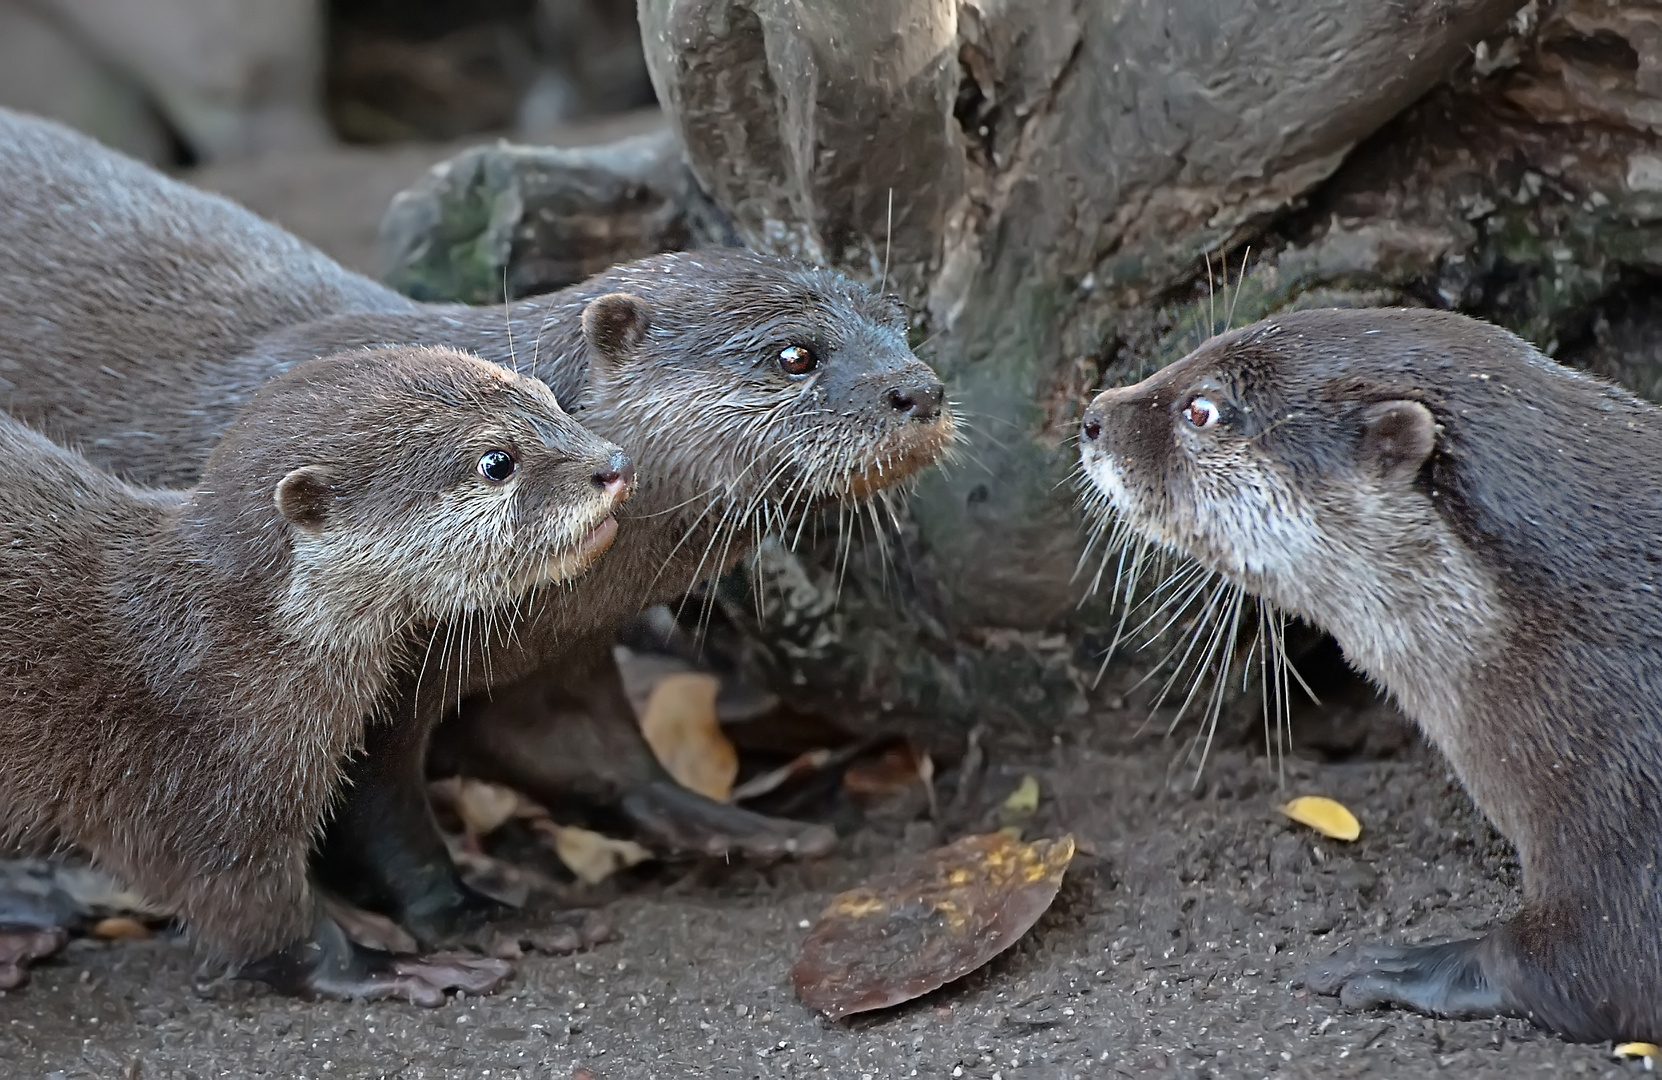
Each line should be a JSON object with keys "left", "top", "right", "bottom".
{"left": 378, "top": 126, "right": 736, "bottom": 303}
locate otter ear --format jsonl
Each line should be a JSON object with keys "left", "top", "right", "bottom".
{"left": 275, "top": 466, "right": 335, "bottom": 530}
{"left": 1359, "top": 400, "right": 1436, "bottom": 483}
{"left": 582, "top": 293, "right": 651, "bottom": 364}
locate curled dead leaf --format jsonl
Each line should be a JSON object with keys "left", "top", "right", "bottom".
{"left": 792, "top": 831, "right": 1075, "bottom": 1020}
{"left": 639, "top": 672, "right": 737, "bottom": 801}
{"left": 1280, "top": 796, "right": 1362, "bottom": 842}
{"left": 544, "top": 823, "right": 653, "bottom": 885}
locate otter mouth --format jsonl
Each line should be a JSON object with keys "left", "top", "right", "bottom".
{"left": 578, "top": 515, "right": 619, "bottom": 561}
{"left": 836, "top": 414, "right": 956, "bottom": 502}
{"left": 503, "top": 514, "right": 620, "bottom": 596}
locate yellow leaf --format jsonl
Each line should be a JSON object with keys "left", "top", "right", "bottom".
{"left": 550, "top": 825, "right": 653, "bottom": 885}
{"left": 1615, "top": 1043, "right": 1660, "bottom": 1060}
{"left": 1280, "top": 795, "right": 1361, "bottom": 842}
{"left": 453, "top": 778, "right": 523, "bottom": 836}
{"left": 639, "top": 672, "right": 737, "bottom": 801}
{"left": 1003, "top": 775, "right": 1040, "bottom": 815}
{"left": 91, "top": 917, "right": 150, "bottom": 941}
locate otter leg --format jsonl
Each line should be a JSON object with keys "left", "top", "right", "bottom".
{"left": 241, "top": 910, "right": 511, "bottom": 1007}
{"left": 433, "top": 645, "right": 837, "bottom": 861}
{"left": 1306, "top": 905, "right": 1654, "bottom": 1042}
{"left": 313, "top": 671, "right": 507, "bottom": 942}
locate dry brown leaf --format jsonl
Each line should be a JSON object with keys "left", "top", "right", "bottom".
{"left": 1280, "top": 795, "right": 1362, "bottom": 842}
{"left": 638, "top": 671, "right": 737, "bottom": 801}
{"left": 792, "top": 831, "right": 1075, "bottom": 1020}
{"left": 547, "top": 824, "right": 653, "bottom": 885}
{"left": 843, "top": 741, "right": 928, "bottom": 803}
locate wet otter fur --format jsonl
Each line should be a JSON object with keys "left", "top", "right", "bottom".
{"left": 1079, "top": 306, "right": 1662, "bottom": 1042}
{"left": 0, "top": 344, "right": 630, "bottom": 1003}
{"left": 0, "top": 107, "right": 956, "bottom": 935}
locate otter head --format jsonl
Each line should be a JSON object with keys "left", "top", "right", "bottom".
{"left": 203, "top": 345, "right": 632, "bottom": 641}
{"left": 576, "top": 250, "right": 955, "bottom": 532}
{"left": 1076, "top": 308, "right": 1504, "bottom": 675}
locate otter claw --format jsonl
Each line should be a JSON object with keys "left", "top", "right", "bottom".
{"left": 621, "top": 780, "right": 837, "bottom": 861}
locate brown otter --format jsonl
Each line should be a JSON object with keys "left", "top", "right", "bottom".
{"left": 0, "top": 107, "right": 955, "bottom": 937}
{"left": 0, "top": 343, "right": 631, "bottom": 1003}
{"left": 1078, "top": 306, "right": 1662, "bottom": 1042}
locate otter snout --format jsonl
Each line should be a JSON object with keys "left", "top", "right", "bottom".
{"left": 591, "top": 450, "right": 635, "bottom": 506}
{"left": 886, "top": 378, "right": 945, "bottom": 422}
{"left": 1080, "top": 399, "right": 1106, "bottom": 444}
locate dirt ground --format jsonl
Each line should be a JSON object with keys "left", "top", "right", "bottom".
{"left": 0, "top": 136, "right": 1646, "bottom": 1080}
{"left": 0, "top": 720, "right": 1636, "bottom": 1080}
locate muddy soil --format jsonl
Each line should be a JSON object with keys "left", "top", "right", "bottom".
{"left": 0, "top": 714, "right": 1636, "bottom": 1080}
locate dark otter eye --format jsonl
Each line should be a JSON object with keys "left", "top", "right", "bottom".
{"left": 477, "top": 449, "right": 517, "bottom": 483}
{"left": 778, "top": 344, "right": 818, "bottom": 376}
{"left": 1184, "top": 397, "right": 1221, "bottom": 429}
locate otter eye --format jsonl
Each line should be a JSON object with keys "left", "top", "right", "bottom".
{"left": 477, "top": 449, "right": 517, "bottom": 483}
{"left": 778, "top": 344, "right": 818, "bottom": 376}
{"left": 1184, "top": 397, "right": 1221, "bottom": 429}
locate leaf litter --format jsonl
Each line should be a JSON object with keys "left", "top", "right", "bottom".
{"left": 792, "top": 831, "right": 1076, "bottom": 1020}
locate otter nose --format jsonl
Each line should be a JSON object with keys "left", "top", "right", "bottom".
{"left": 886, "top": 379, "right": 944, "bottom": 421}
{"left": 1081, "top": 402, "right": 1104, "bottom": 443}
{"left": 591, "top": 451, "right": 635, "bottom": 504}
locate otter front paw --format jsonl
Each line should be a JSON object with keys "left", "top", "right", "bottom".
{"left": 241, "top": 915, "right": 512, "bottom": 1006}
{"left": 621, "top": 780, "right": 836, "bottom": 860}
{"left": 0, "top": 926, "right": 67, "bottom": 989}
{"left": 1306, "top": 938, "right": 1510, "bottom": 1018}
{"left": 307, "top": 948, "right": 514, "bottom": 1007}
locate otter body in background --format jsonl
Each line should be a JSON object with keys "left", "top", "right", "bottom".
{"left": 0, "top": 344, "right": 630, "bottom": 1003}
{"left": 1079, "top": 307, "right": 1662, "bottom": 1041}
{"left": 0, "top": 108, "right": 955, "bottom": 937}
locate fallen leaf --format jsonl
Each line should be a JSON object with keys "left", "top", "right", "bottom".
{"left": 1003, "top": 775, "right": 1041, "bottom": 815}
{"left": 638, "top": 672, "right": 737, "bottom": 801}
{"left": 90, "top": 917, "right": 150, "bottom": 941}
{"left": 843, "top": 741, "right": 927, "bottom": 802}
{"left": 451, "top": 848, "right": 533, "bottom": 908}
{"left": 453, "top": 778, "right": 523, "bottom": 836}
{"left": 1280, "top": 796, "right": 1362, "bottom": 842}
{"left": 792, "top": 831, "right": 1075, "bottom": 1020}
{"left": 545, "top": 824, "right": 653, "bottom": 885}
{"left": 322, "top": 895, "right": 418, "bottom": 953}
{"left": 730, "top": 748, "right": 834, "bottom": 802}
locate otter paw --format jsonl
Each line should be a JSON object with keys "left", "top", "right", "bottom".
{"left": 1306, "top": 938, "right": 1510, "bottom": 1019}
{"left": 621, "top": 781, "right": 837, "bottom": 860}
{"left": 0, "top": 926, "right": 67, "bottom": 989}
{"left": 310, "top": 949, "right": 515, "bottom": 1008}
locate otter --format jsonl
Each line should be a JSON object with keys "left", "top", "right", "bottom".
{"left": 0, "top": 108, "right": 955, "bottom": 937}
{"left": 0, "top": 343, "right": 631, "bottom": 1003}
{"left": 1077, "top": 306, "right": 1662, "bottom": 1042}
